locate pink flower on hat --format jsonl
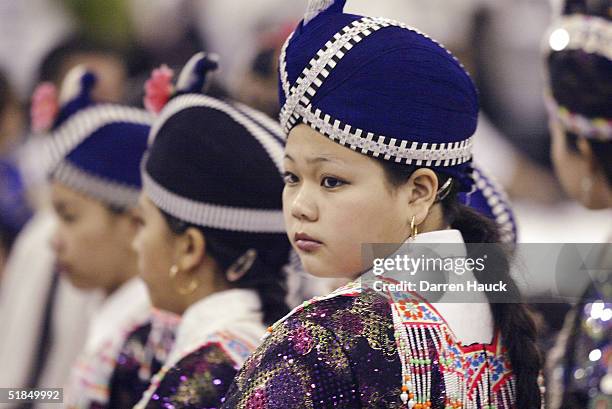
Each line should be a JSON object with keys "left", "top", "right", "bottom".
{"left": 144, "top": 65, "right": 174, "bottom": 114}
{"left": 30, "top": 82, "right": 59, "bottom": 132}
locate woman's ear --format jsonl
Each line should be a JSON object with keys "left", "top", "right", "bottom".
{"left": 405, "top": 168, "right": 439, "bottom": 224}
{"left": 175, "top": 227, "right": 206, "bottom": 273}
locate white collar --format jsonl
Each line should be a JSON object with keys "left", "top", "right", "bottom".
{"left": 85, "top": 276, "right": 150, "bottom": 353}
{"left": 412, "top": 230, "right": 493, "bottom": 344}
{"left": 411, "top": 228, "right": 465, "bottom": 245}
{"left": 169, "top": 289, "right": 264, "bottom": 366}
{"left": 361, "top": 229, "right": 467, "bottom": 278}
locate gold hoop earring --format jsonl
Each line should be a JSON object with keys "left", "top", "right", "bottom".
{"left": 226, "top": 249, "right": 258, "bottom": 282}
{"left": 176, "top": 279, "right": 199, "bottom": 295}
{"left": 409, "top": 215, "right": 418, "bottom": 240}
{"left": 168, "top": 264, "right": 199, "bottom": 295}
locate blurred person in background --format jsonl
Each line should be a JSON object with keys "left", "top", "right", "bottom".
{"left": 0, "top": 58, "right": 135, "bottom": 409}
{"left": 0, "top": 3, "right": 199, "bottom": 405}
{"left": 37, "top": 37, "right": 128, "bottom": 104}
{"left": 17, "top": 37, "right": 131, "bottom": 209}
{"left": 192, "top": 0, "right": 300, "bottom": 100}
{"left": 32, "top": 66, "right": 170, "bottom": 409}
{"left": 542, "top": 0, "right": 611, "bottom": 407}
{"left": 132, "top": 52, "right": 292, "bottom": 409}
{"left": 0, "top": 70, "right": 30, "bottom": 279}
{"left": 0, "top": 0, "right": 73, "bottom": 100}
{"left": 233, "top": 22, "right": 296, "bottom": 119}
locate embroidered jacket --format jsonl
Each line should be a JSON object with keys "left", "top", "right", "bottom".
{"left": 222, "top": 280, "right": 517, "bottom": 409}
{"left": 64, "top": 277, "right": 151, "bottom": 408}
{"left": 104, "top": 309, "right": 179, "bottom": 408}
{"left": 135, "top": 289, "right": 266, "bottom": 409}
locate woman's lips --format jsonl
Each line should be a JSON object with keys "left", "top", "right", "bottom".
{"left": 294, "top": 232, "right": 323, "bottom": 252}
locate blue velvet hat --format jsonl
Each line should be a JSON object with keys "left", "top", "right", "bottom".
{"left": 41, "top": 67, "right": 152, "bottom": 208}
{"left": 279, "top": 0, "right": 517, "bottom": 242}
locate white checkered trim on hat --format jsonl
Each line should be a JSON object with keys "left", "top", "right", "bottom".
{"left": 546, "top": 14, "right": 612, "bottom": 60}
{"left": 43, "top": 105, "right": 152, "bottom": 173}
{"left": 232, "top": 102, "right": 286, "bottom": 144}
{"left": 300, "top": 104, "right": 473, "bottom": 166}
{"left": 472, "top": 165, "right": 517, "bottom": 244}
{"left": 52, "top": 160, "right": 140, "bottom": 208}
{"left": 279, "top": 16, "right": 474, "bottom": 166}
{"left": 544, "top": 93, "right": 611, "bottom": 141}
{"left": 148, "top": 94, "right": 284, "bottom": 173}
{"left": 141, "top": 170, "right": 286, "bottom": 233}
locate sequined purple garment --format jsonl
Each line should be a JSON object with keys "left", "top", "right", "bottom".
{"left": 142, "top": 343, "right": 241, "bottom": 409}
{"left": 553, "top": 280, "right": 611, "bottom": 408}
{"left": 106, "top": 322, "right": 165, "bottom": 408}
{"left": 222, "top": 289, "right": 517, "bottom": 409}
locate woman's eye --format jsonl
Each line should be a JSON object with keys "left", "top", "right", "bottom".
{"left": 60, "top": 213, "right": 77, "bottom": 223}
{"left": 283, "top": 172, "right": 299, "bottom": 185}
{"left": 321, "top": 177, "right": 345, "bottom": 189}
{"left": 134, "top": 215, "right": 145, "bottom": 226}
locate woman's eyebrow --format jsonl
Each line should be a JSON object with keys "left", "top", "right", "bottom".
{"left": 284, "top": 152, "right": 344, "bottom": 165}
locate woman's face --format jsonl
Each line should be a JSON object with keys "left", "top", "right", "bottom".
{"left": 132, "top": 194, "right": 181, "bottom": 311}
{"left": 50, "top": 182, "right": 137, "bottom": 292}
{"left": 282, "top": 125, "right": 414, "bottom": 279}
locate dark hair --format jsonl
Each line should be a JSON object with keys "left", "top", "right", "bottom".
{"left": 381, "top": 160, "right": 543, "bottom": 409}
{"left": 38, "top": 35, "right": 125, "bottom": 85}
{"left": 562, "top": 0, "right": 609, "bottom": 18}
{"left": 564, "top": 131, "right": 612, "bottom": 185}
{"left": 160, "top": 210, "right": 290, "bottom": 326}
{"left": 548, "top": 48, "right": 612, "bottom": 185}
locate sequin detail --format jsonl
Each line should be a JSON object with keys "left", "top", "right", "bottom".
{"left": 223, "top": 283, "right": 518, "bottom": 408}
{"left": 137, "top": 331, "right": 257, "bottom": 409}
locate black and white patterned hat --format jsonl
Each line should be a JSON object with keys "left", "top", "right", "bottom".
{"left": 142, "top": 52, "right": 287, "bottom": 234}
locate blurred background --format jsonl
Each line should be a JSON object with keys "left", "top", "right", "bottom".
{"left": 0, "top": 0, "right": 610, "bottom": 405}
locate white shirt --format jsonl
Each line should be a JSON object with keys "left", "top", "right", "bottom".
{"left": 64, "top": 277, "right": 150, "bottom": 407}
{"left": 0, "top": 210, "right": 101, "bottom": 409}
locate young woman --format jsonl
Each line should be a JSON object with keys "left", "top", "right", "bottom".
{"left": 38, "top": 67, "right": 168, "bottom": 408}
{"left": 222, "top": 1, "right": 541, "bottom": 408}
{"left": 132, "top": 52, "right": 292, "bottom": 408}
{"left": 543, "top": 1, "right": 611, "bottom": 407}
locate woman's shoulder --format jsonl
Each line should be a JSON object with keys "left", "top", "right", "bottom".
{"left": 254, "top": 288, "right": 399, "bottom": 373}
{"left": 221, "top": 290, "right": 404, "bottom": 408}
{"left": 280, "top": 288, "right": 393, "bottom": 336}
{"left": 136, "top": 335, "right": 249, "bottom": 409}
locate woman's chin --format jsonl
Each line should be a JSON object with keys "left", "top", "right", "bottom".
{"left": 64, "top": 273, "right": 99, "bottom": 291}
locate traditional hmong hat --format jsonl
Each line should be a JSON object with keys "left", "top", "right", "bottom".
{"left": 34, "top": 67, "right": 152, "bottom": 208}
{"left": 543, "top": 0, "right": 612, "bottom": 141}
{"left": 459, "top": 165, "right": 517, "bottom": 243}
{"left": 279, "top": 0, "right": 518, "bottom": 242}
{"left": 142, "top": 52, "right": 286, "bottom": 234}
